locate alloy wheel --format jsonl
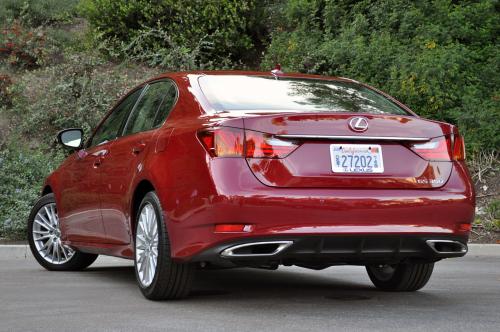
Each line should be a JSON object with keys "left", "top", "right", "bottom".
{"left": 135, "top": 203, "right": 159, "bottom": 287}
{"left": 32, "top": 203, "right": 75, "bottom": 264}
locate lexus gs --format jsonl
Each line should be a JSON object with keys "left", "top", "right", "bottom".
{"left": 28, "top": 71, "right": 474, "bottom": 300}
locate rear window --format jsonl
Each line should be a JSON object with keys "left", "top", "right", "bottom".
{"left": 199, "top": 75, "right": 409, "bottom": 115}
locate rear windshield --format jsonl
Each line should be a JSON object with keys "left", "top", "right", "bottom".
{"left": 198, "top": 75, "right": 409, "bottom": 115}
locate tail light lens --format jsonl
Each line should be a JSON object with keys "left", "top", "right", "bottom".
{"left": 198, "top": 127, "right": 299, "bottom": 158}
{"left": 452, "top": 135, "right": 466, "bottom": 161}
{"left": 245, "top": 130, "right": 298, "bottom": 158}
{"left": 410, "top": 134, "right": 465, "bottom": 161}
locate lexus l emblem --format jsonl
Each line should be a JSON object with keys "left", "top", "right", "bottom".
{"left": 348, "top": 117, "right": 369, "bottom": 132}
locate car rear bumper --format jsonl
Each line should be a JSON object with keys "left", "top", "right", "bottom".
{"left": 164, "top": 159, "right": 474, "bottom": 262}
{"left": 191, "top": 235, "right": 468, "bottom": 268}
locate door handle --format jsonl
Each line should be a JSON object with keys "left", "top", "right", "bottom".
{"left": 132, "top": 143, "right": 147, "bottom": 155}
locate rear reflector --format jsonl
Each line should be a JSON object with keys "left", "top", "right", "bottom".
{"left": 198, "top": 127, "right": 299, "bottom": 158}
{"left": 214, "top": 224, "right": 254, "bottom": 233}
{"left": 457, "top": 223, "right": 471, "bottom": 232}
{"left": 410, "top": 134, "right": 465, "bottom": 161}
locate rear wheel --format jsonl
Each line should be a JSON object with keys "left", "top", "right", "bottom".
{"left": 28, "top": 193, "right": 98, "bottom": 271}
{"left": 366, "top": 262, "right": 434, "bottom": 291}
{"left": 134, "top": 191, "right": 195, "bottom": 300}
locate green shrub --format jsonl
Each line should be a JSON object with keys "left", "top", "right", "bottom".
{"left": 0, "top": 21, "right": 47, "bottom": 68}
{"left": 485, "top": 199, "right": 500, "bottom": 230}
{"left": 79, "top": 0, "right": 268, "bottom": 66}
{"left": 0, "top": 0, "right": 80, "bottom": 27}
{"left": 0, "top": 142, "right": 63, "bottom": 239}
{"left": 262, "top": 0, "right": 500, "bottom": 153}
{"left": 0, "top": 74, "right": 12, "bottom": 106}
{"left": 3, "top": 54, "right": 157, "bottom": 146}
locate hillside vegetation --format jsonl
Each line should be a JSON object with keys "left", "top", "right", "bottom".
{"left": 0, "top": 0, "right": 498, "bottom": 240}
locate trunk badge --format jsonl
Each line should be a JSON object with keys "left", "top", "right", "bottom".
{"left": 348, "top": 117, "right": 369, "bottom": 132}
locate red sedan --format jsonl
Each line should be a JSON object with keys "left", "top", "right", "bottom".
{"left": 28, "top": 71, "right": 474, "bottom": 300}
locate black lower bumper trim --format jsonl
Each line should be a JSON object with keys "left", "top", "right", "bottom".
{"left": 190, "top": 235, "right": 468, "bottom": 268}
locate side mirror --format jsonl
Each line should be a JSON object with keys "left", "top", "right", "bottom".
{"left": 57, "top": 128, "right": 84, "bottom": 149}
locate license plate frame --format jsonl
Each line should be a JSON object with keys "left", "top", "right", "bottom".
{"left": 330, "top": 144, "right": 384, "bottom": 174}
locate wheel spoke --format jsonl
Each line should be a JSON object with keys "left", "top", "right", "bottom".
{"left": 44, "top": 206, "right": 55, "bottom": 226}
{"left": 35, "top": 234, "right": 52, "bottom": 241}
{"left": 32, "top": 203, "right": 73, "bottom": 265}
{"left": 50, "top": 205, "right": 59, "bottom": 227}
{"left": 60, "top": 244, "right": 68, "bottom": 261}
{"left": 135, "top": 202, "right": 159, "bottom": 287}
{"left": 52, "top": 240, "right": 58, "bottom": 263}
{"left": 34, "top": 218, "right": 53, "bottom": 231}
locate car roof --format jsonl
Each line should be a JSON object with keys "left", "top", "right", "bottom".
{"left": 148, "top": 70, "right": 359, "bottom": 84}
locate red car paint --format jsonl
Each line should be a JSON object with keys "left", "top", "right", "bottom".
{"left": 42, "top": 71, "right": 475, "bottom": 261}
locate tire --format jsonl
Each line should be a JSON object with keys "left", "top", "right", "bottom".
{"left": 28, "top": 193, "right": 98, "bottom": 271}
{"left": 366, "top": 262, "right": 434, "bottom": 292}
{"left": 134, "top": 191, "right": 195, "bottom": 300}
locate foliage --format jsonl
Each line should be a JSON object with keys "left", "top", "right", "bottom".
{"left": 0, "top": 142, "right": 63, "bottom": 239}
{"left": 263, "top": 0, "right": 500, "bottom": 153}
{"left": 0, "top": 0, "right": 80, "bottom": 27}
{"left": 98, "top": 25, "right": 235, "bottom": 71}
{"left": 3, "top": 54, "right": 157, "bottom": 146}
{"left": 0, "top": 21, "right": 47, "bottom": 68}
{"left": 485, "top": 199, "right": 500, "bottom": 230}
{"left": 79, "top": 0, "right": 268, "bottom": 66}
{"left": 0, "top": 74, "right": 12, "bottom": 106}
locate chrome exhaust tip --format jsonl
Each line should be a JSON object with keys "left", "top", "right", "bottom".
{"left": 220, "top": 241, "right": 293, "bottom": 258}
{"left": 426, "top": 240, "right": 468, "bottom": 255}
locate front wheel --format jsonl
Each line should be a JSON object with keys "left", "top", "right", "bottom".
{"left": 28, "top": 193, "right": 98, "bottom": 271}
{"left": 134, "top": 191, "right": 195, "bottom": 300}
{"left": 366, "top": 262, "right": 434, "bottom": 291}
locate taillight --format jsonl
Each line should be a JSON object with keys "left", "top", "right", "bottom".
{"left": 245, "top": 130, "right": 298, "bottom": 158}
{"left": 410, "top": 134, "right": 465, "bottom": 161}
{"left": 452, "top": 134, "right": 466, "bottom": 161}
{"left": 198, "top": 127, "right": 244, "bottom": 157}
{"left": 198, "top": 127, "right": 299, "bottom": 158}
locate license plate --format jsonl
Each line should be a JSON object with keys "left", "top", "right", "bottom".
{"left": 330, "top": 144, "right": 384, "bottom": 173}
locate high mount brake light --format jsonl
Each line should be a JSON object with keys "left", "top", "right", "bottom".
{"left": 198, "top": 128, "right": 299, "bottom": 158}
{"left": 410, "top": 134, "right": 465, "bottom": 161}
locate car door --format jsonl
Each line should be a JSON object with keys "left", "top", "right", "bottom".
{"left": 59, "top": 87, "right": 143, "bottom": 243}
{"left": 99, "top": 80, "right": 178, "bottom": 244}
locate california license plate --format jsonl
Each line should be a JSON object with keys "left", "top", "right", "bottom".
{"left": 330, "top": 144, "right": 384, "bottom": 173}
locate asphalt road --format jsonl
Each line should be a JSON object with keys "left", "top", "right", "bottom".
{"left": 1, "top": 245, "right": 499, "bottom": 332}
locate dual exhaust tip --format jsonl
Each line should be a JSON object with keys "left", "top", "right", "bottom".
{"left": 220, "top": 241, "right": 293, "bottom": 258}
{"left": 425, "top": 240, "right": 468, "bottom": 255}
{"left": 219, "top": 239, "right": 468, "bottom": 258}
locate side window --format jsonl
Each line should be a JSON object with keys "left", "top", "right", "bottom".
{"left": 123, "top": 81, "right": 177, "bottom": 136}
{"left": 90, "top": 88, "right": 142, "bottom": 147}
{"left": 153, "top": 82, "right": 177, "bottom": 127}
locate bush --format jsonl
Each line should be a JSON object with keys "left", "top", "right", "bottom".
{"left": 0, "top": 0, "right": 80, "bottom": 27}
{"left": 0, "top": 74, "right": 12, "bottom": 106}
{"left": 262, "top": 0, "right": 500, "bottom": 153}
{"left": 0, "top": 21, "right": 47, "bottom": 68}
{"left": 79, "top": 0, "right": 268, "bottom": 66}
{"left": 0, "top": 142, "right": 63, "bottom": 239}
{"left": 3, "top": 54, "right": 157, "bottom": 146}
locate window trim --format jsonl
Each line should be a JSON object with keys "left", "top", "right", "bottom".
{"left": 120, "top": 78, "right": 179, "bottom": 138}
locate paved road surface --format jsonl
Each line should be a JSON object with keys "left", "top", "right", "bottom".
{"left": 1, "top": 245, "right": 499, "bottom": 332}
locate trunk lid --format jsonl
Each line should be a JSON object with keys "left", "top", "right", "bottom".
{"left": 243, "top": 113, "right": 453, "bottom": 189}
